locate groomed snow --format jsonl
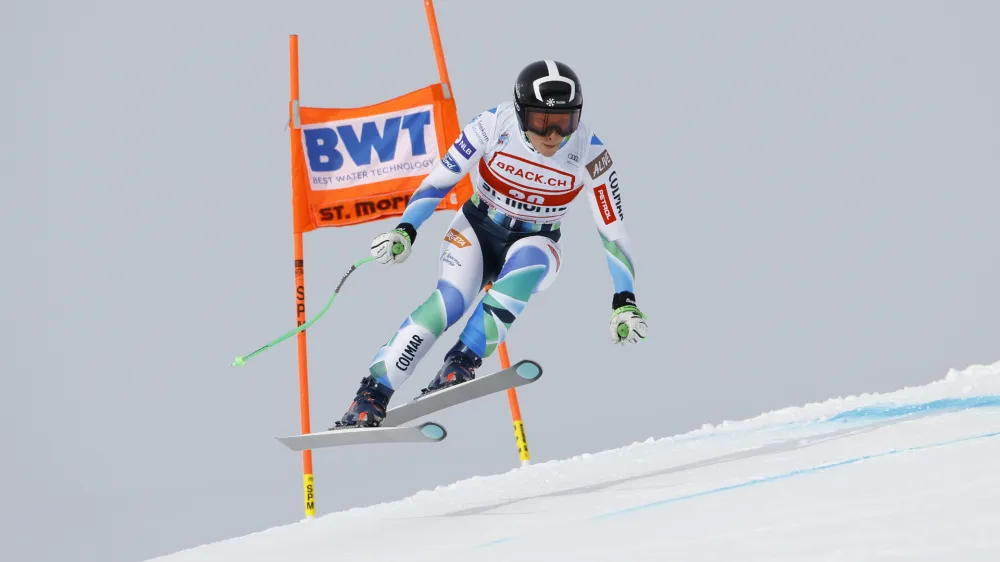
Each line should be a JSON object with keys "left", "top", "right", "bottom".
{"left": 149, "top": 360, "right": 1000, "bottom": 561}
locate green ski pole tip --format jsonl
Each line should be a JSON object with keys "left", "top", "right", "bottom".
{"left": 617, "top": 324, "right": 630, "bottom": 338}
{"left": 232, "top": 356, "right": 246, "bottom": 367}
{"left": 392, "top": 242, "right": 404, "bottom": 255}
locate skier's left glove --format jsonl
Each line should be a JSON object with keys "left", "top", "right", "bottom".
{"left": 609, "top": 291, "right": 647, "bottom": 345}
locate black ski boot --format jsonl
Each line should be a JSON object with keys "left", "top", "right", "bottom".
{"left": 420, "top": 342, "right": 482, "bottom": 396}
{"left": 333, "top": 375, "right": 394, "bottom": 429}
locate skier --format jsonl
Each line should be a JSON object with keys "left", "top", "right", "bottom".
{"left": 335, "top": 60, "right": 647, "bottom": 428}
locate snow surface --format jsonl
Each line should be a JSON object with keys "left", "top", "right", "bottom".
{"left": 149, "top": 360, "right": 1000, "bottom": 561}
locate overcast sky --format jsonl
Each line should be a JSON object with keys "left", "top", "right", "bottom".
{"left": 4, "top": 1, "right": 999, "bottom": 561}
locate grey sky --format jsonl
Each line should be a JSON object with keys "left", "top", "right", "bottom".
{"left": 4, "top": 1, "right": 999, "bottom": 561}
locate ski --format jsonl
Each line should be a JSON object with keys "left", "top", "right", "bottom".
{"left": 381, "top": 358, "right": 543, "bottom": 427}
{"left": 273, "top": 359, "right": 542, "bottom": 451}
{"left": 276, "top": 421, "right": 447, "bottom": 451}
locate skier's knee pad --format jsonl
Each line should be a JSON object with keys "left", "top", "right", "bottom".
{"left": 498, "top": 236, "right": 563, "bottom": 294}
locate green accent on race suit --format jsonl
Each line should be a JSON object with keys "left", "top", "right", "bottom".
{"left": 488, "top": 265, "right": 546, "bottom": 307}
{"left": 478, "top": 265, "right": 546, "bottom": 356}
{"left": 484, "top": 309, "right": 500, "bottom": 357}
{"left": 369, "top": 359, "right": 388, "bottom": 380}
{"left": 600, "top": 233, "right": 635, "bottom": 278}
{"left": 410, "top": 289, "right": 447, "bottom": 337}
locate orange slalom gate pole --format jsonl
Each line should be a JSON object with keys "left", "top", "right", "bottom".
{"left": 289, "top": 34, "right": 316, "bottom": 519}
{"left": 499, "top": 342, "right": 531, "bottom": 466}
{"left": 424, "top": 0, "right": 452, "bottom": 94}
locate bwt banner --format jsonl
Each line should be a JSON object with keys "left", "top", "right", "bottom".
{"left": 289, "top": 83, "right": 473, "bottom": 232}
{"left": 303, "top": 104, "right": 438, "bottom": 190}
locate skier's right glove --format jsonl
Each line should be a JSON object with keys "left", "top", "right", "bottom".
{"left": 610, "top": 291, "right": 647, "bottom": 345}
{"left": 370, "top": 223, "right": 416, "bottom": 265}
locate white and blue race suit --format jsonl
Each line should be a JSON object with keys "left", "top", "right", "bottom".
{"left": 367, "top": 101, "right": 637, "bottom": 391}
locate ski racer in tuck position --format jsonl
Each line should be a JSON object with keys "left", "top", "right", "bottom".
{"left": 335, "top": 60, "right": 648, "bottom": 428}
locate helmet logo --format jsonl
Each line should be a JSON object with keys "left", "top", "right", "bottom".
{"left": 546, "top": 98, "right": 555, "bottom": 106}
{"left": 533, "top": 60, "right": 576, "bottom": 103}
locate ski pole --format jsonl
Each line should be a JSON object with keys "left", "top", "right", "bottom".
{"left": 230, "top": 256, "right": 370, "bottom": 366}
{"left": 230, "top": 239, "right": 401, "bottom": 367}
{"left": 231, "top": 242, "right": 405, "bottom": 366}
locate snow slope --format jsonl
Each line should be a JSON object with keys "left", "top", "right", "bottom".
{"left": 149, "top": 360, "right": 1000, "bottom": 561}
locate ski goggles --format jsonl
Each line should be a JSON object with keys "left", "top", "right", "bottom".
{"left": 523, "top": 107, "right": 581, "bottom": 137}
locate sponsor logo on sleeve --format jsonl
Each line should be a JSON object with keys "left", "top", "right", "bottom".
{"left": 441, "top": 152, "right": 461, "bottom": 173}
{"left": 473, "top": 117, "right": 489, "bottom": 145}
{"left": 593, "top": 184, "right": 616, "bottom": 225}
{"left": 609, "top": 171, "right": 623, "bottom": 220}
{"left": 585, "top": 149, "right": 614, "bottom": 179}
{"left": 453, "top": 131, "right": 476, "bottom": 159}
